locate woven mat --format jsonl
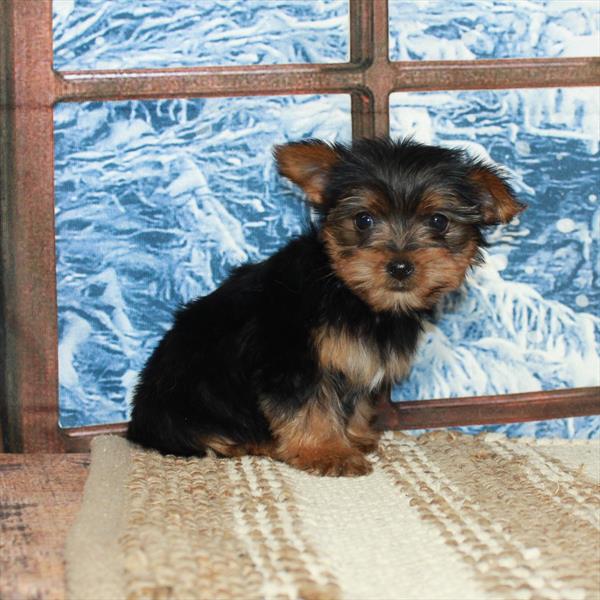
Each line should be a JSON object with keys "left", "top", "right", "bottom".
{"left": 65, "top": 432, "right": 600, "bottom": 600}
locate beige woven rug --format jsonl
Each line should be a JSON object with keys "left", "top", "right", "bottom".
{"left": 66, "top": 432, "right": 600, "bottom": 600}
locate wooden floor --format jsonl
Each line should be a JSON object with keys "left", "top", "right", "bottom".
{"left": 0, "top": 454, "right": 89, "bottom": 600}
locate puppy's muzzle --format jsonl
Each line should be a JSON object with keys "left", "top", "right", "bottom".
{"left": 386, "top": 260, "right": 415, "bottom": 282}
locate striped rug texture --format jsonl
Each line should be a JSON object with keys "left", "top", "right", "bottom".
{"left": 65, "top": 432, "right": 600, "bottom": 600}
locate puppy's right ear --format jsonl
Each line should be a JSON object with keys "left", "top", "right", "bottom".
{"left": 274, "top": 140, "right": 340, "bottom": 205}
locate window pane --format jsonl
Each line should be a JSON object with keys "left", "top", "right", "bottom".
{"left": 389, "top": 87, "right": 600, "bottom": 438}
{"left": 54, "top": 95, "right": 351, "bottom": 427}
{"left": 389, "top": 0, "right": 600, "bottom": 61}
{"left": 53, "top": 0, "right": 348, "bottom": 70}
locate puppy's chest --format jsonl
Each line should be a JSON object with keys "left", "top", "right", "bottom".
{"left": 313, "top": 325, "right": 411, "bottom": 389}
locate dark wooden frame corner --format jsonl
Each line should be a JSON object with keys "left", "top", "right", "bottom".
{"left": 1, "top": 0, "right": 599, "bottom": 452}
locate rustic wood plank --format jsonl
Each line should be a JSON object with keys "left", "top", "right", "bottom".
{"left": 54, "top": 57, "right": 600, "bottom": 104}
{"left": 375, "top": 387, "right": 600, "bottom": 430}
{"left": 0, "top": 454, "right": 89, "bottom": 599}
{"left": 2, "top": 0, "right": 63, "bottom": 452}
{"left": 0, "top": 0, "right": 13, "bottom": 455}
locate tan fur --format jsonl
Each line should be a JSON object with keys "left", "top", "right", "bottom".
{"left": 469, "top": 168, "right": 525, "bottom": 224}
{"left": 211, "top": 367, "right": 383, "bottom": 475}
{"left": 201, "top": 435, "right": 274, "bottom": 458}
{"left": 409, "top": 242, "right": 478, "bottom": 307}
{"left": 201, "top": 435, "right": 249, "bottom": 457}
{"left": 264, "top": 393, "right": 373, "bottom": 477}
{"left": 345, "top": 396, "right": 381, "bottom": 453}
{"left": 416, "top": 191, "right": 452, "bottom": 215}
{"left": 274, "top": 142, "right": 339, "bottom": 205}
{"left": 324, "top": 226, "right": 479, "bottom": 312}
{"left": 359, "top": 190, "right": 390, "bottom": 215}
{"left": 323, "top": 229, "right": 400, "bottom": 312}
{"left": 313, "top": 324, "right": 410, "bottom": 387}
{"left": 314, "top": 326, "right": 382, "bottom": 389}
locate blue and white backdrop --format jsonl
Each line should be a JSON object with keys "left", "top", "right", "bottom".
{"left": 52, "top": 0, "right": 599, "bottom": 437}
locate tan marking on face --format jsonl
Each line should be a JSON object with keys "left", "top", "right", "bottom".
{"left": 324, "top": 241, "right": 413, "bottom": 312}
{"left": 416, "top": 191, "right": 451, "bottom": 215}
{"left": 333, "top": 189, "right": 390, "bottom": 215}
{"left": 408, "top": 242, "right": 478, "bottom": 308}
{"left": 323, "top": 228, "right": 398, "bottom": 311}
{"left": 324, "top": 216, "right": 480, "bottom": 313}
{"left": 323, "top": 189, "right": 396, "bottom": 253}
{"left": 361, "top": 190, "right": 389, "bottom": 215}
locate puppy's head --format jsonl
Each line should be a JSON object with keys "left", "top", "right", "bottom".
{"left": 275, "top": 138, "right": 525, "bottom": 313}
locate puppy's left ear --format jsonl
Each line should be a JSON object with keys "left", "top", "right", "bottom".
{"left": 274, "top": 140, "right": 340, "bottom": 205}
{"left": 468, "top": 162, "right": 526, "bottom": 225}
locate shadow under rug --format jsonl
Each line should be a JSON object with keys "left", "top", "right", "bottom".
{"left": 65, "top": 432, "right": 600, "bottom": 600}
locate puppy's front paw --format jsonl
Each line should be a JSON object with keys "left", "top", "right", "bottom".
{"left": 354, "top": 440, "right": 379, "bottom": 454}
{"left": 291, "top": 452, "right": 373, "bottom": 477}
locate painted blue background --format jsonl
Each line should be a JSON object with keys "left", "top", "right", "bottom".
{"left": 388, "top": 0, "right": 599, "bottom": 60}
{"left": 52, "top": 1, "right": 599, "bottom": 437}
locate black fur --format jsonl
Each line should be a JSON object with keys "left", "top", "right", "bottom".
{"left": 128, "top": 137, "right": 521, "bottom": 461}
{"left": 127, "top": 229, "right": 422, "bottom": 455}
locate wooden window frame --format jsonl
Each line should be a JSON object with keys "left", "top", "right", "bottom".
{"left": 1, "top": 0, "right": 598, "bottom": 452}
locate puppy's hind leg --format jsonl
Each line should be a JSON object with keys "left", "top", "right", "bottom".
{"left": 264, "top": 398, "right": 373, "bottom": 477}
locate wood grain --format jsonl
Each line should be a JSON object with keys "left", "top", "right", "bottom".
{"left": 2, "top": 0, "right": 62, "bottom": 453}
{"left": 0, "top": 454, "right": 89, "bottom": 599}
{"left": 375, "top": 387, "right": 600, "bottom": 430}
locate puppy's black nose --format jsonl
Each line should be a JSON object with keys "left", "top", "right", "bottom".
{"left": 387, "top": 260, "right": 415, "bottom": 281}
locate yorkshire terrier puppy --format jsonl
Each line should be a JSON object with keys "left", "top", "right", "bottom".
{"left": 128, "top": 137, "right": 524, "bottom": 476}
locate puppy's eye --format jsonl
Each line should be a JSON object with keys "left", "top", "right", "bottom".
{"left": 354, "top": 211, "right": 375, "bottom": 231}
{"left": 429, "top": 213, "right": 449, "bottom": 233}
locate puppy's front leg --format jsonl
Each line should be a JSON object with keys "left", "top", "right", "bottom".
{"left": 264, "top": 396, "right": 373, "bottom": 477}
{"left": 345, "top": 395, "right": 381, "bottom": 454}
